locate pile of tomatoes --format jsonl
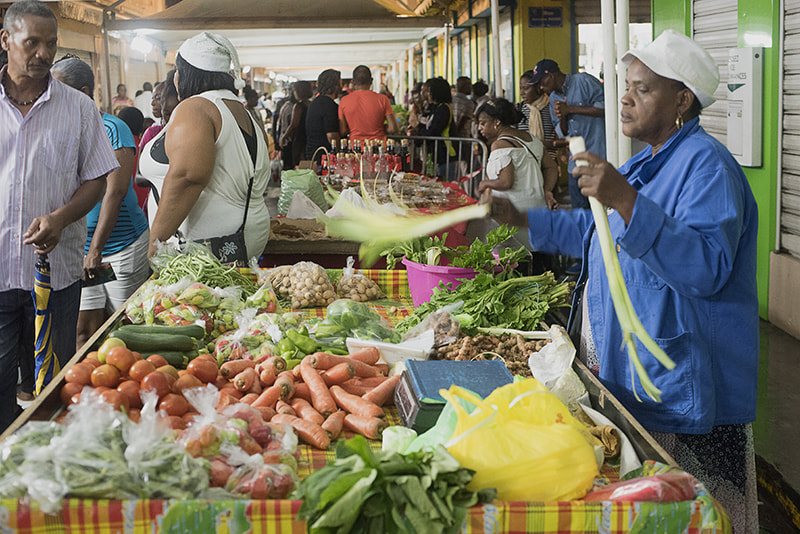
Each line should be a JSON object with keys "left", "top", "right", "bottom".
{"left": 61, "top": 338, "right": 220, "bottom": 427}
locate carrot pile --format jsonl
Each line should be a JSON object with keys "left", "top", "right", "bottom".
{"left": 61, "top": 345, "right": 402, "bottom": 450}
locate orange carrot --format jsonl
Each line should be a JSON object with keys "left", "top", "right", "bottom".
{"left": 329, "top": 385, "right": 385, "bottom": 419}
{"left": 276, "top": 400, "right": 296, "bottom": 416}
{"left": 292, "top": 382, "right": 311, "bottom": 402}
{"left": 290, "top": 397, "right": 324, "bottom": 425}
{"left": 251, "top": 384, "right": 282, "bottom": 409}
{"left": 271, "top": 414, "right": 330, "bottom": 449}
{"left": 258, "top": 367, "right": 277, "bottom": 387}
{"left": 321, "top": 410, "right": 346, "bottom": 440}
{"left": 274, "top": 372, "right": 295, "bottom": 400}
{"left": 361, "top": 374, "right": 401, "bottom": 406}
{"left": 320, "top": 362, "right": 355, "bottom": 387}
{"left": 299, "top": 363, "right": 337, "bottom": 417}
{"left": 253, "top": 405, "right": 276, "bottom": 421}
{"left": 347, "top": 346, "right": 380, "bottom": 365}
{"left": 220, "top": 359, "right": 255, "bottom": 379}
{"left": 240, "top": 393, "right": 259, "bottom": 405}
{"left": 374, "top": 363, "right": 389, "bottom": 376}
{"left": 338, "top": 381, "right": 373, "bottom": 397}
{"left": 247, "top": 377, "right": 262, "bottom": 395}
{"left": 233, "top": 367, "right": 258, "bottom": 392}
{"left": 356, "top": 376, "right": 389, "bottom": 387}
{"left": 264, "top": 355, "right": 287, "bottom": 374}
{"left": 307, "top": 352, "right": 346, "bottom": 370}
{"left": 216, "top": 392, "right": 236, "bottom": 410}
{"left": 343, "top": 414, "right": 387, "bottom": 440}
{"left": 220, "top": 385, "right": 243, "bottom": 400}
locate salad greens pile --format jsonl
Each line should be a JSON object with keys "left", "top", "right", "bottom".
{"left": 310, "top": 299, "right": 401, "bottom": 352}
{"left": 294, "top": 435, "right": 496, "bottom": 534}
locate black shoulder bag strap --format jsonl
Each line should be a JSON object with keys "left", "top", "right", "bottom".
{"left": 235, "top": 113, "right": 259, "bottom": 233}
{"left": 498, "top": 134, "right": 539, "bottom": 164}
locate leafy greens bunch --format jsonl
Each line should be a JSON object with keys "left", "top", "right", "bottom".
{"left": 294, "top": 435, "right": 496, "bottom": 534}
{"left": 397, "top": 271, "right": 572, "bottom": 336}
{"left": 381, "top": 225, "right": 527, "bottom": 273}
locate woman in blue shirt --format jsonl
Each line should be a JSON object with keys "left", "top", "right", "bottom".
{"left": 492, "top": 31, "right": 758, "bottom": 533}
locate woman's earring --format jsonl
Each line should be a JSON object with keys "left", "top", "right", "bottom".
{"left": 676, "top": 112, "right": 684, "bottom": 129}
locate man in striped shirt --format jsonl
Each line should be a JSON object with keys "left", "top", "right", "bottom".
{"left": 0, "top": 1, "right": 117, "bottom": 431}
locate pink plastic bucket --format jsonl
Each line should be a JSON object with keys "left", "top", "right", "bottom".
{"left": 402, "top": 257, "right": 478, "bottom": 307}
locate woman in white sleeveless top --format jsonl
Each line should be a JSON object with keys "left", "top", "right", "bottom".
{"left": 140, "top": 32, "right": 270, "bottom": 260}
{"left": 476, "top": 98, "right": 558, "bottom": 211}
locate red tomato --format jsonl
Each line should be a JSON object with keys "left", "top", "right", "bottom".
{"left": 82, "top": 357, "right": 103, "bottom": 369}
{"left": 117, "top": 380, "right": 143, "bottom": 409}
{"left": 107, "top": 346, "right": 136, "bottom": 375}
{"left": 159, "top": 393, "right": 190, "bottom": 417}
{"left": 186, "top": 358, "right": 218, "bottom": 384}
{"left": 141, "top": 371, "right": 170, "bottom": 399}
{"left": 100, "top": 389, "right": 130, "bottom": 412}
{"left": 146, "top": 354, "right": 169, "bottom": 368}
{"left": 65, "top": 363, "right": 93, "bottom": 385}
{"left": 129, "top": 360, "right": 156, "bottom": 383}
{"left": 174, "top": 373, "right": 203, "bottom": 393}
{"left": 91, "top": 364, "right": 121, "bottom": 388}
{"left": 60, "top": 382, "right": 83, "bottom": 405}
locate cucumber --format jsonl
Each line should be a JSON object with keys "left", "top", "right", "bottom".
{"left": 141, "top": 351, "right": 189, "bottom": 368}
{"left": 115, "top": 324, "right": 206, "bottom": 339}
{"left": 109, "top": 330, "right": 196, "bottom": 352}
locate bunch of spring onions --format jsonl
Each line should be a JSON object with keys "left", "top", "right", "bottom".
{"left": 569, "top": 137, "right": 675, "bottom": 402}
{"left": 320, "top": 168, "right": 489, "bottom": 266}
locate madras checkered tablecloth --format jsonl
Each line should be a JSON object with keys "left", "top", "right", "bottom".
{"left": 0, "top": 270, "right": 731, "bottom": 533}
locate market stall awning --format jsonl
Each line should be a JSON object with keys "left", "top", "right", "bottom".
{"left": 104, "top": 0, "right": 444, "bottom": 79}
{"left": 105, "top": 0, "right": 444, "bottom": 30}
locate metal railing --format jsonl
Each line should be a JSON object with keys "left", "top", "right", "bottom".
{"left": 387, "top": 135, "right": 488, "bottom": 199}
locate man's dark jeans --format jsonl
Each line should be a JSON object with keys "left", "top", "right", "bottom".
{"left": 0, "top": 281, "right": 80, "bottom": 433}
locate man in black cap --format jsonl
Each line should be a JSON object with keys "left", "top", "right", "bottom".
{"left": 529, "top": 59, "right": 605, "bottom": 209}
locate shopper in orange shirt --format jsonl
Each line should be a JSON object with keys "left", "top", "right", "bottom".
{"left": 338, "top": 65, "right": 397, "bottom": 141}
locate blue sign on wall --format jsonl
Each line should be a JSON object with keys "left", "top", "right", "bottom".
{"left": 529, "top": 7, "right": 563, "bottom": 28}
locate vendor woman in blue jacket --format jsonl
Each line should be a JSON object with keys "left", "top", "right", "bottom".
{"left": 490, "top": 30, "right": 758, "bottom": 533}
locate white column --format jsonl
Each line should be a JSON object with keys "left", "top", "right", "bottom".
{"left": 615, "top": 0, "right": 631, "bottom": 163}
{"left": 408, "top": 47, "right": 414, "bottom": 103}
{"left": 444, "top": 23, "right": 451, "bottom": 81}
{"left": 490, "top": 0, "right": 503, "bottom": 97}
{"left": 600, "top": 0, "right": 619, "bottom": 167}
{"left": 422, "top": 38, "right": 429, "bottom": 80}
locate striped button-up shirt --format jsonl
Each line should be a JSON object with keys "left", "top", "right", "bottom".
{"left": 0, "top": 68, "right": 118, "bottom": 291}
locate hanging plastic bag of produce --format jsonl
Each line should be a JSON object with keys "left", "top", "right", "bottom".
{"left": 337, "top": 256, "right": 385, "bottom": 302}
{"left": 288, "top": 261, "right": 336, "bottom": 309}
{"left": 442, "top": 379, "right": 599, "bottom": 502}
{"left": 277, "top": 169, "right": 328, "bottom": 216}
{"left": 286, "top": 190, "right": 326, "bottom": 219}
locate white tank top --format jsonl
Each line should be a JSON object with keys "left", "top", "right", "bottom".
{"left": 139, "top": 89, "right": 271, "bottom": 258}
{"left": 485, "top": 134, "right": 546, "bottom": 211}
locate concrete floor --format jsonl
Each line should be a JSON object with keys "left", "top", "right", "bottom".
{"left": 754, "top": 320, "right": 800, "bottom": 533}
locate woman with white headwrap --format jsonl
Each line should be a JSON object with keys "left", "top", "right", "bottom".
{"left": 141, "top": 32, "right": 270, "bottom": 260}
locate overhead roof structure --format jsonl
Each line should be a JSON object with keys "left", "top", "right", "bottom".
{"left": 106, "top": 0, "right": 447, "bottom": 80}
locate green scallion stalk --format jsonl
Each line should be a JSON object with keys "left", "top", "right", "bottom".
{"left": 570, "top": 137, "right": 676, "bottom": 402}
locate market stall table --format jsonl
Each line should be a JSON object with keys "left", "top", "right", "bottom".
{"left": 0, "top": 270, "right": 730, "bottom": 533}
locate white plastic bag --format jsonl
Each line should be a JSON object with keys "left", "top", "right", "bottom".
{"left": 287, "top": 190, "right": 326, "bottom": 219}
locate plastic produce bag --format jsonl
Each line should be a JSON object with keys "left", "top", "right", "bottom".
{"left": 402, "top": 301, "right": 462, "bottom": 348}
{"left": 442, "top": 379, "right": 599, "bottom": 502}
{"left": 337, "top": 256, "right": 384, "bottom": 302}
{"left": 288, "top": 261, "right": 336, "bottom": 309}
{"left": 286, "top": 190, "right": 326, "bottom": 219}
{"left": 265, "top": 265, "right": 293, "bottom": 300}
{"left": 277, "top": 169, "right": 328, "bottom": 216}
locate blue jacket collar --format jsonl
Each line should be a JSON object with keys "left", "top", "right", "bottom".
{"left": 620, "top": 117, "right": 701, "bottom": 187}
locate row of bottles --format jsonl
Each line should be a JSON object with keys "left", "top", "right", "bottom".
{"left": 320, "top": 139, "right": 412, "bottom": 179}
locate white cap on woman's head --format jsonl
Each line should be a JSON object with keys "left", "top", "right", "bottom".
{"left": 621, "top": 29, "right": 719, "bottom": 108}
{"left": 177, "top": 31, "right": 246, "bottom": 90}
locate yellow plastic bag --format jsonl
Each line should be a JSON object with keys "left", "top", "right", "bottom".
{"left": 441, "top": 379, "right": 599, "bottom": 502}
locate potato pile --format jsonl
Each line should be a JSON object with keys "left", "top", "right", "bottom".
{"left": 288, "top": 262, "right": 336, "bottom": 309}
{"left": 432, "top": 334, "right": 551, "bottom": 377}
{"left": 338, "top": 274, "right": 384, "bottom": 302}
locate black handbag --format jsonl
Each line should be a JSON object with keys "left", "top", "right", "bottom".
{"left": 192, "top": 175, "right": 254, "bottom": 267}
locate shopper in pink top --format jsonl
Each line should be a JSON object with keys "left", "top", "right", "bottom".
{"left": 338, "top": 65, "right": 397, "bottom": 141}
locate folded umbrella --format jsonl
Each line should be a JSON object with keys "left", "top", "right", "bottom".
{"left": 32, "top": 254, "right": 59, "bottom": 396}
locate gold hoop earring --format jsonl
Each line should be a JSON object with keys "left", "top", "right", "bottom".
{"left": 676, "top": 113, "right": 684, "bottom": 129}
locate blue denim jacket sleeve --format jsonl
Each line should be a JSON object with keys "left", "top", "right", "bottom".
{"left": 526, "top": 206, "right": 594, "bottom": 258}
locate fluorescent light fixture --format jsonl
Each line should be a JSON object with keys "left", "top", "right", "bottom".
{"left": 242, "top": 65, "right": 252, "bottom": 74}
{"left": 131, "top": 35, "right": 153, "bottom": 56}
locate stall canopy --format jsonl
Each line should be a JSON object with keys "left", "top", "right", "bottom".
{"left": 106, "top": 0, "right": 445, "bottom": 80}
